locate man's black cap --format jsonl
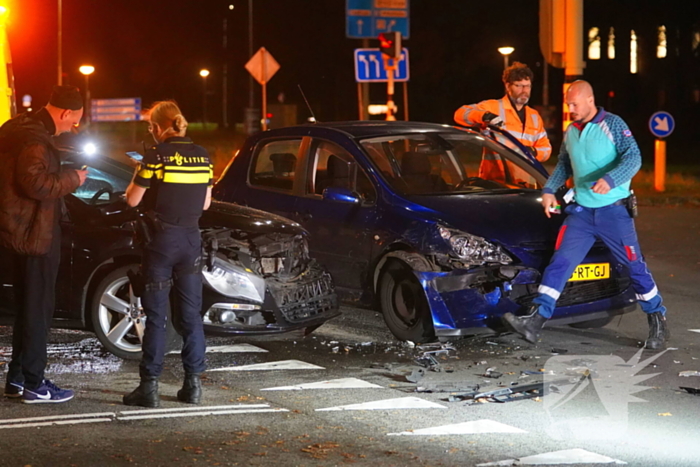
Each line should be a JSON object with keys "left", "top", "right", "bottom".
{"left": 49, "top": 85, "right": 83, "bottom": 110}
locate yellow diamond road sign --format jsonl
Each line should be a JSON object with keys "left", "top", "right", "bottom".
{"left": 245, "top": 47, "right": 280, "bottom": 85}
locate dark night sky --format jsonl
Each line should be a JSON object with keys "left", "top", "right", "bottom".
{"left": 5, "top": 0, "right": 700, "bottom": 136}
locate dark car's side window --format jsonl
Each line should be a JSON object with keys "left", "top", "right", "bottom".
{"left": 307, "top": 141, "right": 376, "bottom": 203}
{"left": 250, "top": 139, "right": 302, "bottom": 191}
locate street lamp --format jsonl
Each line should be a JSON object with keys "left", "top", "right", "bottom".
{"left": 200, "top": 69, "right": 210, "bottom": 129}
{"left": 498, "top": 46, "right": 515, "bottom": 70}
{"left": 79, "top": 65, "right": 95, "bottom": 126}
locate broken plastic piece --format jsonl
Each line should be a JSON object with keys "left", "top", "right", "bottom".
{"left": 679, "top": 371, "right": 700, "bottom": 377}
{"left": 680, "top": 387, "right": 700, "bottom": 395}
{"left": 406, "top": 368, "right": 425, "bottom": 383}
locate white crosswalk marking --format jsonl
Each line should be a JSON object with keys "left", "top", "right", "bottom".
{"left": 689, "top": 329, "right": 700, "bottom": 334}
{"left": 209, "top": 360, "right": 325, "bottom": 371}
{"left": 316, "top": 397, "right": 446, "bottom": 412}
{"left": 261, "top": 378, "right": 382, "bottom": 391}
{"left": 388, "top": 419, "right": 527, "bottom": 436}
{"left": 477, "top": 448, "right": 627, "bottom": 465}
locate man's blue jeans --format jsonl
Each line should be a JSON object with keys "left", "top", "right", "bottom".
{"left": 533, "top": 203, "right": 665, "bottom": 319}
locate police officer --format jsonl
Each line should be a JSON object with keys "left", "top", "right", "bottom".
{"left": 502, "top": 80, "right": 669, "bottom": 350}
{"left": 123, "top": 100, "right": 213, "bottom": 407}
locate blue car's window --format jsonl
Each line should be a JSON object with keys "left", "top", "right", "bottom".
{"left": 307, "top": 140, "right": 376, "bottom": 203}
{"left": 250, "top": 139, "right": 302, "bottom": 191}
{"left": 360, "top": 133, "right": 543, "bottom": 195}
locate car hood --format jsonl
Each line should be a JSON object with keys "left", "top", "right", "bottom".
{"left": 406, "top": 191, "right": 563, "bottom": 247}
{"left": 201, "top": 201, "right": 307, "bottom": 237}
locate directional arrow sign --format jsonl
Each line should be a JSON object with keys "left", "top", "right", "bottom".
{"left": 354, "top": 48, "right": 409, "bottom": 82}
{"left": 648, "top": 111, "right": 675, "bottom": 138}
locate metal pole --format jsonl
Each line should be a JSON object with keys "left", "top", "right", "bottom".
{"left": 248, "top": 0, "right": 254, "bottom": 109}
{"left": 222, "top": 17, "right": 228, "bottom": 128}
{"left": 543, "top": 60, "right": 549, "bottom": 106}
{"left": 361, "top": 38, "right": 370, "bottom": 120}
{"left": 84, "top": 74, "right": 90, "bottom": 126}
{"left": 562, "top": 0, "right": 584, "bottom": 131}
{"left": 357, "top": 82, "right": 363, "bottom": 120}
{"left": 58, "top": 0, "right": 62, "bottom": 85}
{"left": 385, "top": 58, "right": 396, "bottom": 121}
{"left": 261, "top": 48, "right": 267, "bottom": 131}
{"left": 202, "top": 76, "right": 207, "bottom": 130}
{"left": 402, "top": 81, "right": 409, "bottom": 120}
{"left": 654, "top": 139, "right": 666, "bottom": 192}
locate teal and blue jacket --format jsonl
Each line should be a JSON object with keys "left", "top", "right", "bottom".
{"left": 543, "top": 107, "right": 641, "bottom": 208}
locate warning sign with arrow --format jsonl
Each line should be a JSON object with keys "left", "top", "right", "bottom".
{"left": 648, "top": 111, "right": 675, "bottom": 138}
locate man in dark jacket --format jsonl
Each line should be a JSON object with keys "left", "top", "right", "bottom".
{"left": 0, "top": 85, "right": 87, "bottom": 404}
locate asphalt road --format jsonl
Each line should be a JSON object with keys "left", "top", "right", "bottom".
{"left": 0, "top": 206, "right": 698, "bottom": 467}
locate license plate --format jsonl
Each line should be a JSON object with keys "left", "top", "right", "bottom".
{"left": 568, "top": 263, "right": 610, "bottom": 282}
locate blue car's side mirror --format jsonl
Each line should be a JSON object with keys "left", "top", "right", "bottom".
{"left": 322, "top": 186, "right": 361, "bottom": 204}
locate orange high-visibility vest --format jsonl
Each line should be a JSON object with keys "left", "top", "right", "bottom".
{"left": 454, "top": 96, "right": 552, "bottom": 164}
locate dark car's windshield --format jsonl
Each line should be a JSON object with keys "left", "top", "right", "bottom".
{"left": 64, "top": 157, "right": 132, "bottom": 205}
{"left": 359, "top": 131, "right": 545, "bottom": 196}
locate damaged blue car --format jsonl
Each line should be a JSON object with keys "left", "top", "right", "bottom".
{"left": 212, "top": 121, "right": 637, "bottom": 342}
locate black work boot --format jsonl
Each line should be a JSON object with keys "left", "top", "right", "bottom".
{"left": 502, "top": 305, "right": 548, "bottom": 344}
{"left": 177, "top": 374, "right": 202, "bottom": 404}
{"left": 123, "top": 377, "right": 160, "bottom": 408}
{"left": 645, "top": 312, "right": 669, "bottom": 350}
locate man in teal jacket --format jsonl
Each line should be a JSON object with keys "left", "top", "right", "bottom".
{"left": 503, "top": 80, "right": 669, "bottom": 350}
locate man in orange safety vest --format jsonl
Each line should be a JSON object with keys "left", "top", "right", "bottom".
{"left": 454, "top": 62, "right": 551, "bottom": 182}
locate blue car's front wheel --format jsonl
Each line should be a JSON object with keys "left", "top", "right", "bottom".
{"left": 379, "top": 260, "right": 435, "bottom": 343}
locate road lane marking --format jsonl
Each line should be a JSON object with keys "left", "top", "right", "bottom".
{"left": 0, "top": 404, "right": 288, "bottom": 429}
{"left": 261, "top": 378, "right": 382, "bottom": 391}
{"left": 168, "top": 344, "right": 268, "bottom": 355}
{"left": 119, "top": 407, "right": 288, "bottom": 421}
{"left": 476, "top": 448, "right": 626, "bottom": 466}
{"left": 316, "top": 396, "right": 446, "bottom": 411}
{"left": 209, "top": 360, "right": 325, "bottom": 371}
{"left": 689, "top": 329, "right": 700, "bottom": 334}
{"left": 388, "top": 420, "right": 527, "bottom": 436}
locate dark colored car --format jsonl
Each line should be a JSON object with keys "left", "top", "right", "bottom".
{"left": 213, "top": 121, "right": 637, "bottom": 342}
{"left": 0, "top": 154, "right": 338, "bottom": 359}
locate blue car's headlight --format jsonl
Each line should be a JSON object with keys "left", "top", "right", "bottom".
{"left": 438, "top": 226, "right": 512, "bottom": 265}
{"left": 202, "top": 258, "right": 266, "bottom": 303}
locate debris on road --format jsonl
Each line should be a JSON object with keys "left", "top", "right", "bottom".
{"left": 680, "top": 387, "right": 700, "bottom": 395}
{"left": 446, "top": 380, "right": 567, "bottom": 404}
{"left": 679, "top": 371, "right": 700, "bottom": 377}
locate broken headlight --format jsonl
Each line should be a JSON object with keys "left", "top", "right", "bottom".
{"left": 438, "top": 225, "right": 512, "bottom": 265}
{"left": 202, "top": 258, "right": 266, "bottom": 303}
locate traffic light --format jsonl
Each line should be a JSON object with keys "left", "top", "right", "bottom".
{"left": 378, "top": 32, "right": 401, "bottom": 59}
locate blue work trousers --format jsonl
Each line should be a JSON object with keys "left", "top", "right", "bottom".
{"left": 140, "top": 225, "right": 206, "bottom": 379}
{"left": 533, "top": 203, "right": 665, "bottom": 319}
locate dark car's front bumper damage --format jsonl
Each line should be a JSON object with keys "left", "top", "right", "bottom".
{"left": 413, "top": 263, "right": 637, "bottom": 338}
{"left": 198, "top": 228, "right": 339, "bottom": 336}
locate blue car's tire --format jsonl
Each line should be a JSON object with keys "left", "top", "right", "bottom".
{"left": 379, "top": 260, "right": 435, "bottom": 343}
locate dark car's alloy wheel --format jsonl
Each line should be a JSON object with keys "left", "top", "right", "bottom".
{"left": 379, "top": 260, "right": 435, "bottom": 343}
{"left": 91, "top": 265, "right": 179, "bottom": 360}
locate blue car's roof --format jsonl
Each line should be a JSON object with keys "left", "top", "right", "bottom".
{"left": 278, "top": 121, "right": 468, "bottom": 139}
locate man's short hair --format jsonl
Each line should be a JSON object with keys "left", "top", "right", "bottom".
{"left": 49, "top": 85, "right": 83, "bottom": 110}
{"left": 502, "top": 62, "right": 534, "bottom": 84}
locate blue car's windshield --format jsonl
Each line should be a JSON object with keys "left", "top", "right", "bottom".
{"left": 359, "top": 131, "right": 545, "bottom": 196}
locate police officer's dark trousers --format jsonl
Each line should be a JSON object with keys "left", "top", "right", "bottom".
{"left": 5, "top": 222, "right": 61, "bottom": 390}
{"left": 140, "top": 225, "right": 206, "bottom": 379}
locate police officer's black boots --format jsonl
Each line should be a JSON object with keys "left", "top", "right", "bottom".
{"left": 645, "top": 312, "right": 669, "bottom": 350}
{"left": 502, "top": 305, "right": 548, "bottom": 344}
{"left": 123, "top": 377, "right": 160, "bottom": 408}
{"left": 177, "top": 374, "right": 202, "bottom": 404}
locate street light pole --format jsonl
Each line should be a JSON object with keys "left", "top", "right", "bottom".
{"left": 57, "top": 0, "right": 63, "bottom": 84}
{"left": 79, "top": 65, "right": 95, "bottom": 126}
{"left": 200, "top": 69, "right": 210, "bottom": 130}
{"left": 223, "top": 4, "right": 233, "bottom": 129}
{"left": 498, "top": 46, "right": 514, "bottom": 70}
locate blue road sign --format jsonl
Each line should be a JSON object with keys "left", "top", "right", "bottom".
{"left": 91, "top": 98, "right": 142, "bottom": 122}
{"left": 354, "top": 48, "right": 409, "bottom": 82}
{"left": 346, "top": 0, "right": 410, "bottom": 39}
{"left": 648, "top": 111, "right": 675, "bottom": 138}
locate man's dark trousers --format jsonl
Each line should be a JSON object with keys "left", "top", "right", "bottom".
{"left": 6, "top": 222, "right": 61, "bottom": 391}
{"left": 140, "top": 225, "right": 206, "bottom": 379}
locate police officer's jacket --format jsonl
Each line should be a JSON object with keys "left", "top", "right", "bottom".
{"left": 134, "top": 136, "right": 213, "bottom": 227}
